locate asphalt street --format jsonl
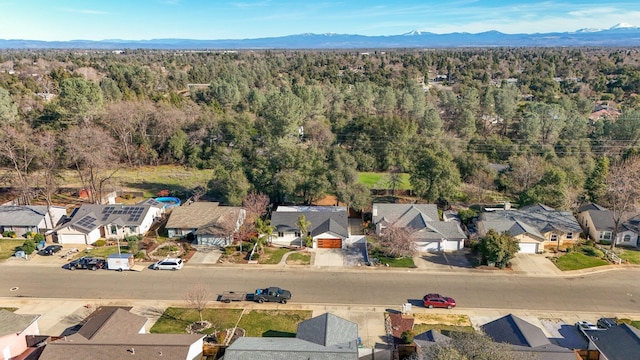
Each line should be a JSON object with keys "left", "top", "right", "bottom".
{"left": 1, "top": 265, "right": 639, "bottom": 315}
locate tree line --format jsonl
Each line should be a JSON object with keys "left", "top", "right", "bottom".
{"left": 1, "top": 47, "right": 640, "bottom": 210}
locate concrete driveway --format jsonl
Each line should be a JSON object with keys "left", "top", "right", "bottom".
{"left": 510, "top": 253, "right": 562, "bottom": 277}
{"left": 414, "top": 251, "right": 473, "bottom": 271}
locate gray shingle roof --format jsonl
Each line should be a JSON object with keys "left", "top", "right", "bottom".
{"left": 271, "top": 206, "right": 349, "bottom": 238}
{"left": 373, "top": 204, "right": 466, "bottom": 241}
{"left": 481, "top": 314, "right": 551, "bottom": 348}
{"left": 479, "top": 204, "right": 581, "bottom": 238}
{"left": 414, "top": 329, "right": 451, "bottom": 349}
{"left": 583, "top": 324, "right": 640, "bottom": 360}
{"left": 0, "top": 309, "right": 40, "bottom": 336}
{"left": 0, "top": 205, "right": 48, "bottom": 226}
{"left": 39, "top": 306, "right": 203, "bottom": 360}
{"left": 224, "top": 312, "right": 358, "bottom": 360}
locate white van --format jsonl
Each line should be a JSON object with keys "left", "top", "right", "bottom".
{"left": 152, "top": 258, "right": 184, "bottom": 271}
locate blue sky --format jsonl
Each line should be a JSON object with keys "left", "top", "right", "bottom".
{"left": 1, "top": 0, "right": 639, "bottom": 41}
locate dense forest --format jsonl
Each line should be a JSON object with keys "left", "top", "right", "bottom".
{"left": 1, "top": 47, "right": 640, "bottom": 211}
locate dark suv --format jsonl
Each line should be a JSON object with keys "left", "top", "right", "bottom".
{"left": 68, "top": 257, "right": 106, "bottom": 271}
{"left": 39, "top": 245, "right": 62, "bottom": 256}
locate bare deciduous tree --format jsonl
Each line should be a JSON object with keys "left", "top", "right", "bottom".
{"left": 0, "top": 123, "right": 37, "bottom": 205}
{"left": 242, "top": 191, "right": 270, "bottom": 225}
{"left": 184, "top": 282, "right": 210, "bottom": 324}
{"left": 604, "top": 156, "right": 640, "bottom": 249}
{"left": 378, "top": 224, "right": 417, "bottom": 258}
{"left": 507, "top": 154, "right": 544, "bottom": 194}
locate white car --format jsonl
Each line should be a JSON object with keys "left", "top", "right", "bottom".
{"left": 575, "top": 321, "right": 599, "bottom": 330}
{"left": 152, "top": 258, "right": 184, "bottom": 271}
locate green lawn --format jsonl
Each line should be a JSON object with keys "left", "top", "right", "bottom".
{"left": 81, "top": 246, "right": 130, "bottom": 259}
{"left": 150, "top": 307, "right": 243, "bottom": 335}
{"left": 259, "top": 247, "right": 290, "bottom": 264}
{"left": 369, "top": 248, "right": 415, "bottom": 267}
{"left": 617, "top": 248, "right": 640, "bottom": 264}
{"left": 358, "top": 172, "right": 411, "bottom": 190}
{"left": 237, "top": 310, "right": 312, "bottom": 337}
{"left": 286, "top": 252, "right": 311, "bottom": 265}
{"left": 555, "top": 252, "right": 609, "bottom": 271}
{"left": 0, "top": 239, "right": 26, "bottom": 260}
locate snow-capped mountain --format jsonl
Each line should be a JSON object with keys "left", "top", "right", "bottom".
{"left": 2, "top": 25, "right": 640, "bottom": 49}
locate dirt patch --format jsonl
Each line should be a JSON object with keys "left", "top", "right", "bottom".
{"left": 413, "top": 313, "right": 472, "bottom": 327}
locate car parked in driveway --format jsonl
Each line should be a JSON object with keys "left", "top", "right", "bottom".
{"left": 152, "top": 258, "right": 184, "bottom": 270}
{"left": 39, "top": 245, "right": 62, "bottom": 256}
{"left": 423, "top": 293, "right": 456, "bottom": 309}
{"left": 575, "top": 321, "right": 599, "bottom": 330}
{"left": 597, "top": 317, "right": 617, "bottom": 329}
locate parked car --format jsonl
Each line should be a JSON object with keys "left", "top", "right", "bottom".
{"left": 152, "top": 258, "right": 184, "bottom": 271}
{"left": 423, "top": 293, "right": 456, "bottom": 309}
{"left": 576, "top": 321, "right": 599, "bottom": 330}
{"left": 68, "top": 257, "right": 106, "bottom": 271}
{"left": 254, "top": 287, "right": 292, "bottom": 304}
{"left": 597, "top": 318, "right": 617, "bottom": 329}
{"left": 39, "top": 245, "right": 62, "bottom": 256}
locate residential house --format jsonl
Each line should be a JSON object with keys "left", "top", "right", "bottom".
{"left": 413, "top": 329, "right": 452, "bottom": 355}
{"left": 481, "top": 314, "right": 577, "bottom": 360}
{"left": 577, "top": 203, "right": 639, "bottom": 248}
{"left": 55, "top": 200, "right": 164, "bottom": 245}
{"left": 371, "top": 204, "right": 467, "bottom": 252}
{"left": 477, "top": 204, "right": 582, "bottom": 253}
{"left": 224, "top": 312, "right": 358, "bottom": 360}
{"left": 0, "top": 309, "right": 40, "bottom": 360}
{"left": 39, "top": 306, "right": 203, "bottom": 360}
{"left": 270, "top": 206, "right": 349, "bottom": 249}
{"left": 0, "top": 205, "right": 66, "bottom": 237}
{"left": 581, "top": 323, "right": 640, "bottom": 360}
{"left": 164, "top": 202, "right": 245, "bottom": 246}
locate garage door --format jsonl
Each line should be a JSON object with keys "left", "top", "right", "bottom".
{"left": 317, "top": 239, "right": 342, "bottom": 248}
{"left": 519, "top": 242, "right": 539, "bottom": 254}
{"left": 417, "top": 241, "right": 440, "bottom": 252}
{"left": 58, "top": 233, "right": 87, "bottom": 245}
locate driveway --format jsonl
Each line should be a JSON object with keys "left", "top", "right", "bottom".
{"left": 510, "top": 253, "right": 562, "bottom": 277}
{"left": 414, "top": 250, "right": 473, "bottom": 271}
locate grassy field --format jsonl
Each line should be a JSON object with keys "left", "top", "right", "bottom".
{"left": 0, "top": 239, "right": 27, "bottom": 260}
{"left": 554, "top": 252, "right": 609, "bottom": 271}
{"left": 237, "top": 310, "right": 312, "bottom": 337}
{"left": 358, "top": 172, "right": 411, "bottom": 190}
{"left": 617, "top": 248, "right": 640, "bottom": 264}
{"left": 258, "top": 247, "right": 290, "bottom": 264}
{"left": 58, "top": 165, "right": 214, "bottom": 198}
{"left": 412, "top": 313, "right": 474, "bottom": 335}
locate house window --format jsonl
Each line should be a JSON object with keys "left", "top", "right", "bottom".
{"left": 600, "top": 232, "right": 612, "bottom": 240}
{"left": 307, "top": 231, "right": 311, "bottom": 236}
{"left": 129, "top": 226, "right": 136, "bottom": 233}
{"left": 278, "top": 232, "right": 283, "bottom": 237}
{"left": 566, "top": 233, "right": 573, "bottom": 240}
{"left": 294, "top": 232, "right": 301, "bottom": 237}
{"left": 110, "top": 225, "right": 117, "bottom": 235}
{"left": 550, "top": 234, "right": 558, "bottom": 242}
{"left": 623, "top": 234, "right": 631, "bottom": 242}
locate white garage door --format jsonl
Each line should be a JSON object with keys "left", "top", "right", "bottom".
{"left": 417, "top": 241, "right": 440, "bottom": 252}
{"left": 58, "top": 233, "right": 87, "bottom": 245}
{"left": 442, "top": 240, "right": 462, "bottom": 251}
{"left": 519, "top": 242, "right": 539, "bottom": 254}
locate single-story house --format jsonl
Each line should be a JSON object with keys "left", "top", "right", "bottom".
{"left": 581, "top": 322, "right": 640, "bottom": 360}
{"left": 372, "top": 204, "right": 467, "bottom": 252}
{"left": 481, "top": 314, "right": 577, "bottom": 360}
{"left": 224, "top": 312, "right": 358, "bottom": 360}
{"left": 577, "top": 203, "right": 639, "bottom": 248}
{"left": 164, "top": 202, "right": 245, "bottom": 246}
{"left": 0, "top": 309, "right": 41, "bottom": 360}
{"left": 270, "top": 206, "right": 349, "bottom": 249}
{"left": 0, "top": 205, "right": 67, "bottom": 237}
{"left": 477, "top": 204, "right": 582, "bottom": 253}
{"left": 55, "top": 200, "right": 164, "bottom": 245}
{"left": 39, "top": 306, "right": 203, "bottom": 360}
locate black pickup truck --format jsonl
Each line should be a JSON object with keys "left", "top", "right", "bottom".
{"left": 68, "top": 256, "right": 106, "bottom": 271}
{"left": 254, "top": 287, "right": 292, "bottom": 304}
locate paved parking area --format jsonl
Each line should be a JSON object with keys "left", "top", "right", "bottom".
{"left": 414, "top": 251, "right": 473, "bottom": 271}
{"left": 510, "top": 253, "right": 562, "bottom": 277}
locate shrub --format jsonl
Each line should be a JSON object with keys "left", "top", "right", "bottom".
{"left": 134, "top": 251, "right": 146, "bottom": 259}
{"left": 25, "top": 231, "right": 35, "bottom": 239}
{"left": 400, "top": 330, "right": 414, "bottom": 344}
{"left": 125, "top": 235, "right": 141, "bottom": 242}
{"left": 581, "top": 246, "right": 605, "bottom": 258}
{"left": 3, "top": 231, "right": 16, "bottom": 238}
{"left": 21, "top": 239, "right": 36, "bottom": 254}
{"left": 93, "top": 239, "right": 107, "bottom": 247}
{"left": 251, "top": 252, "right": 260, "bottom": 260}
{"left": 33, "top": 233, "right": 45, "bottom": 242}
{"left": 224, "top": 246, "right": 236, "bottom": 255}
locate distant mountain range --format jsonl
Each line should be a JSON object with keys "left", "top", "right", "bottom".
{"left": 2, "top": 24, "right": 640, "bottom": 49}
